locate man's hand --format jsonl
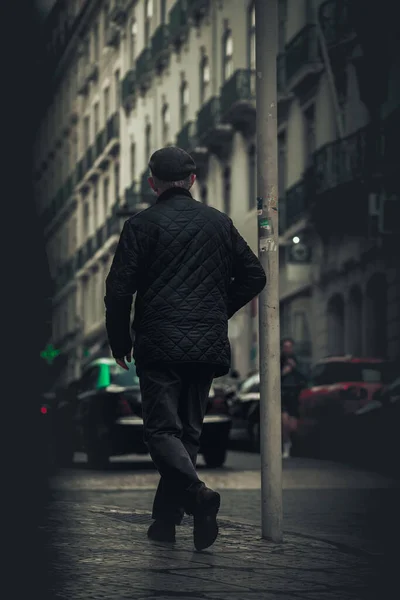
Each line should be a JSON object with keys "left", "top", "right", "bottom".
{"left": 115, "top": 352, "right": 133, "bottom": 371}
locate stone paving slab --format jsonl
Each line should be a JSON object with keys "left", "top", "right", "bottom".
{"left": 45, "top": 501, "right": 383, "bottom": 600}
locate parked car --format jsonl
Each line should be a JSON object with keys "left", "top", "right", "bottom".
{"left": 56, "top": 358, "right": 232, "bottom": 469}
{"left": 229, "top": 373, "right": 261, "bottom": 450}
{"left": 337, "top": 374, "right": 400, "bottom": 475}
{"left": 292, "top": 356, "right": 396, "bottom": 457}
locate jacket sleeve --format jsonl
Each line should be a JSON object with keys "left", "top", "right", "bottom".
{"left": 227, "top": 222, "right": 267, "bottom": 319}
{"left": 104, "top": 220, "right": 140, "bottom": 358}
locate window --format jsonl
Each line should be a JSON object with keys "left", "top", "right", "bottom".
{"left": 161, "top": 103, "right": 170, "bottom": 145}
{"left": 114, "top": 163, "right": 119, "bottom": 203}
{"left": 145, "top": 124, "right": 152, "bottom": 160}
{"left": 248, "top": 2, "right": 255, "bottom": 70}
{"left": 303, "top": 104, "right": 315, "bottom": 165}
{"left": 93, "top": 21, "right": 99, "bottom": 61}
{"left": 103, "top": 86, "right": 110, "bottom": 121}
{"left": 200, "top": 56, "right": 210, "bottom": 104}
{"left": 83, "top": 201, "right": 90, "bottom": 237}
{"left": 222, "top": 31, "right": 234, "bottom": 82}
{"left": 248, "top": 145, "right": 256, "bottom": 210}
{"left": 83, "top": 115, "right": 90, "bottom": 149}
{"left": 103, "top": 177, "right": 109, "bottom": 217}
{"left": 278, "top": 132, "right": 286, "bottom": 198}
{"left": 144, "top": 0, "right": 153, "bottom": 46}
{"left": 93, "top": 181, "right": 98, "bottom": 230}
{"left": 93, "top": 102, "right": 99, "bottom": 134}
{"left": 130, "top": 142, "right": 136, "bottom": 181}
{"left": 179, "top": 81, "right": 189, "bottom": 128}
{"left": 223, "top": 167, "right": 231, "bottom": 214}
{"left": 130, "top": 20, "right": 137, "bottom": 65}
{"left": 160, "top": 0, "right": 167, "bottom": 23}
{"left": 114, "top": 69, "right": 120, "bottom": 110}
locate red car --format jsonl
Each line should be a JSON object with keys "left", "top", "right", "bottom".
{"left": 293, "top": 356, "right": 396, "bottom": 456}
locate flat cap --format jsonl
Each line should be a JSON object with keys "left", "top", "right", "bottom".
{"left": 148, "top": 146, "right": 196, "bottom": 182}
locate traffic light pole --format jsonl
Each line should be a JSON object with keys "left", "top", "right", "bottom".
{"left": 255, "top": 0, "right": 283, "bottom": 542}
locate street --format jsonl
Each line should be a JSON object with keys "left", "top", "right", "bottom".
{"left": 51, "top": 450, "right": 399, "bottom": 557}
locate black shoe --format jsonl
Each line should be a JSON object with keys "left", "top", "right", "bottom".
{"left": 188, "top": 485, "right": 221, "bottom": 551}
{"left": 147, "top": 520, "right": 176, "bottom": 543}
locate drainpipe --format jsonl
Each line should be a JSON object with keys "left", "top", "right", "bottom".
{"left": 313, "top": 0, "right": 344, "bottom": 139}
{"left": 211, "top": 1, "right": 218, "bottom": 97}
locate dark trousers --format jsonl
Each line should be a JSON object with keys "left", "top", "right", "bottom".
{"left": 139, "top": 363, "right": 214, "bottom": 525}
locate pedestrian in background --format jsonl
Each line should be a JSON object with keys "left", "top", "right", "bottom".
{"left": 281, "top": 337, "right": 306, "bottom": 458}
{"left": 104, "top": 147, "right": 266, "bottom": 551}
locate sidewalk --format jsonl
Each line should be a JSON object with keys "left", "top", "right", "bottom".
{"left": 44, "top": 500, "right": 389, "bottom": 600}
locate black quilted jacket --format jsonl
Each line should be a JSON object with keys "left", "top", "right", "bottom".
{"left": 104, "top": 188, "right": 266, "bottom": 377}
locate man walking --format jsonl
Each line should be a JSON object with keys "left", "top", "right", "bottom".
{"left": 104, "top": 147, "right": 266, "bottom": 550}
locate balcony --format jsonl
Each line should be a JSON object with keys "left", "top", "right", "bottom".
{"left": 136, "top": 48, "right": 153, "bottom": 93}
{"left": 277, "top": 53, "right": 293, "bottom": 122}
{"left": 110, "top": 0, "right": 128, "bottom": 26}
{"left": 285, "top": 24, "right": 323, "bottom": 95}
{"left": 121, "top": 69, "right": 137, "bottom": 112}
{"left": 169, "top": 0, "right": 190, "bottom": 47}
{"left": 318, "top": 0, "right": 356, "bottom": 54}
{"left": 197, "top": 97, "right": 233, "bottom": 159}
{"left": 187, "top": 0, "right": 209, "bottom": 22}
{"left": 151, "top": 24, "right": 170, "bottom": 72}
{"left": 220, "top": 69, "right": 256, "bottom": 135}
{"left": 312, "top": 127, "right": 369, "bottom": 235}
{"left": 120, "top": 181, "right": 151, "bottom": 215}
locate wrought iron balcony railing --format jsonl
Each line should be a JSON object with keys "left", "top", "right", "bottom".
{"left": 176, "top": 121, "right": 197, "bottom": 152}
{"left": 220, "top": 69, "right": 255, "bottom": 117}
{"left": 121, "top": 69, "right": 137, "bottom": 109}
{"left": 151, "top": 24, "right": 170, "bottom": 68}
{"left": 106, "top": 112, "right": 120, "bottom": 143}
{"left": 313, "top": 126, "right": 368, "bottom": 195}
{"left": 136, "top": 48, "right": 153, "bottom": 89}
{"left": 197, "top": 97, "right": 221, "bottom": 141}
{"left": 285, "top": 24, "right": 320, "bottom": 82}
{"left": 169, "top": 0, "right": 189, "bottom": 45}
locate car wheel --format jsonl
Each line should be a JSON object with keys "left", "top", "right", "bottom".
{"left": 203, "top": 448, "right": 227, "bottom": 468}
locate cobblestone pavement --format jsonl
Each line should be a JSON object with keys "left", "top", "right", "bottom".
{"left": 45, "top": 500, "right": 389, "bottom": 600}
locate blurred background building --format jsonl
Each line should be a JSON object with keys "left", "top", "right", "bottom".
{"left": 33, "top": 0, "right": 400, "bottom": 388}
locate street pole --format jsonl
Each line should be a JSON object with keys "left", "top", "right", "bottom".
{"left": 255, "top": 0, "right": 283, "bottom": 542}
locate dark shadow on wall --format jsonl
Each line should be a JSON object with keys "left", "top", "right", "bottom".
{"left": 0, "top": 1, "right": 63, "bottom": 597}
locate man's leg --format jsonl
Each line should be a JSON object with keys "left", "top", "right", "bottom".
{"left": 179, "top": 366, "right": 221, "bottom": 551}
{"left": 179, "top": 365, "right": 215, "bottom": 470}
{"left": 139, "top": 365, "right": 203, "bottom": 528}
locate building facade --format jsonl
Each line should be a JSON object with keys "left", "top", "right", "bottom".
{"left": 34, "top": 0, "right": 400, "bottom": 387}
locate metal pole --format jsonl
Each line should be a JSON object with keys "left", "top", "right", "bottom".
{"left": 255, "top": 0, "right": 283, "bottom": 542}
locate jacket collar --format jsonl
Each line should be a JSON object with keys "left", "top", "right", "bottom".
{"left": 156, "top": 187, "right": 193, "bottom": 203}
